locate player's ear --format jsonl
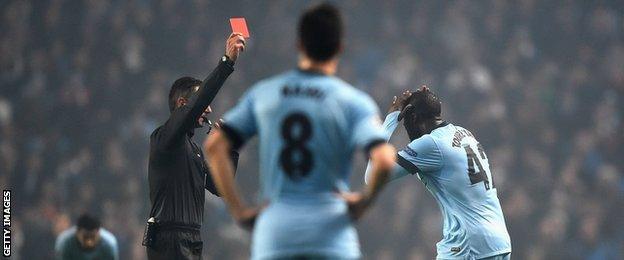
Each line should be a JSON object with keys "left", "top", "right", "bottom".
{"left": 398, "top": 104, "right": 414, "bottom": 121}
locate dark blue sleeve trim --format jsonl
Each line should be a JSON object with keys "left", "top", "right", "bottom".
{"left": 397, "top": 154, "right": 420, "bottom": 175}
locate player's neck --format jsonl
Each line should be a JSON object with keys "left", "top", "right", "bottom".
{"left": 409, "top": 119, "right": 446, "bottom": 140}
{"left": 298, "top": 55, "right": 338, "bottom": 75}
{"left": 425, "top": 119, "right": 447, "bottom": 134}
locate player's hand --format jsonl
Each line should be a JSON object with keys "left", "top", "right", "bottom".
{"left": 388, "top": 90, "right": 412, "bottom": 114}
{"left": 339, "top": 192, "right": 371, "bottom": 221}
{"left": 225, "top": 33, "right": 246, "bottom": 62}
{"left": 234, "top": 206, "right": 263, "bottom": 232}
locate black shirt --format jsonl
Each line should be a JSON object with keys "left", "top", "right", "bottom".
{"left": 147, "top": 58, "right": 237, "bottom": 226}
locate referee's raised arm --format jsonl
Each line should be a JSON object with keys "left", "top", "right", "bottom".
{"left": 155, "top": 33, "right": 246, "bottom": 149}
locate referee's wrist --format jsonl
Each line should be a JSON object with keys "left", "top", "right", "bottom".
{"left": 221, "top": 55, "right": 235, "bottom": 67}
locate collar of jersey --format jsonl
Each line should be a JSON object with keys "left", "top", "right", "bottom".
{"left": 296, "top": 67, "right": 328, "bottom": 76}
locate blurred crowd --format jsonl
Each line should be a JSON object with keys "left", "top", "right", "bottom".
{"left": 1, "top": 0, "right": 623, "bottom": 259}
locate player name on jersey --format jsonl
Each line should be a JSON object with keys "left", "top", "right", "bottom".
{"left": 451, "top": 128, "right": 475, "bottom": 147}
{"left": 282, "top": 84, "right": 326, "bottom": 99}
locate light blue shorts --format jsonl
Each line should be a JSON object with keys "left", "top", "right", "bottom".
{"left": 251, "top": 197, "right": 360, "bottom": 260}
{"left": 479, "top": 253, "right": 511, "bottom": 260}
{"left": 437, "top": 252, "right": 511, "bottom": 260}
{"left": 263, "top": 255, "right": 357, "bottom": 260}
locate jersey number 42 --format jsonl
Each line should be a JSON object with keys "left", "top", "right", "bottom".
{"left": 464, "top": 143, "right": 494, "bottom": 191}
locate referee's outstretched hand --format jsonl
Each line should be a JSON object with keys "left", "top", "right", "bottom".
{"left": 226, "top": 33, "right": 246, "bottom": 62}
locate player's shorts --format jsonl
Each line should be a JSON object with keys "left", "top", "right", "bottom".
{"left": 478, "top": 253, "right": 511, "bottom": 260}
{"left": 251, "top": 194, "right": 360, "bottom": 260}
{"left": 260, "top": 254, "right": 357, "bottom": 260}
{"left": 436, "top": 252, "right": 510, "bottom": 260}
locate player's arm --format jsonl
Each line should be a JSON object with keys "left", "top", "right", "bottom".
{"left": 341, "top": 92, "right": 396, "bottom": 220}
{"left": 204, "top": 87, "right": 259, "bottom": 229}
{"left": 366, "top": 135, "right": 443, "bottom": 183}
{"left": 204, "top": 130, "right": 257, "bottom": 229}
{"left": 376, "top": 101, "right": 444, "bottom": 177}
{"left": 364, "top": 92, "right": 413, "bottom": 184}
{"left": 344, "top": 142, "right": 396, "bottom": 220}
{"left": 54, "top": 232, "right": 71, "bottom": 260}
{"left": 99, "top": 230, "right": 119, "bottom": 260}
{"left": 109, "top": 232, "right": 120, "bottom": 260}
{"left": 157, "top": 33, "right": 245, "bottom": 149}
{"left": 205, "top": 150, "right": 239, "bottom": 196}
{"left": 205, "top": 120, "right": 241, "bottom": 196}
{"left": 395, "top": 135, "right": 443, "bottom": 174}
{"left": 364, "top": 110, "right": 411, "bottom": 184}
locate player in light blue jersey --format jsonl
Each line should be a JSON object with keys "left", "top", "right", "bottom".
{"left": 55, "top": 214, "right": 119, "bottom": 260}
{"left": 203, "top": 3, "right": 396, "bottom": 260}
{"left": 365, "top": 86, "right": 512, "bottom": 260}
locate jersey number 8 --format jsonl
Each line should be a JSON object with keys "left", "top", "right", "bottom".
{"left": 279, "top": 112, "right": 314, "bottom": 181}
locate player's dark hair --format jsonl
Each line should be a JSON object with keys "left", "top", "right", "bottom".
{"left": 168, "top": 76, "right": 202, "bottom": 112}
{"left": 76, "top": 214, "right": 100, "bottom": 231}
{"left": 298, "top": 2, "right": 343, "bottom": 62}
{"left": 404, "top": 88, "right": 442, "bottom": 121}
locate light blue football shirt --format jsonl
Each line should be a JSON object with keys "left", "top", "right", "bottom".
{"left": 55, "top": 227, "right": 119, "bottom": 260}
{"left": 223, "top": 69, "right": 386, "bottom": 259}
{"left": 366, "top": 111, "right": 511, "bottom": 259}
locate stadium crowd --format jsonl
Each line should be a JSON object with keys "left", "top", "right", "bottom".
{"left": 1, "top": 0, "right": 622, "bottom": 259}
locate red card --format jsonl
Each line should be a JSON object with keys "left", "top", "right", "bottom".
{"left": 229, "top": 18, "right": 250, "bottom": 38}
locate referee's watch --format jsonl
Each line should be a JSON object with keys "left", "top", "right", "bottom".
{"left": 221, "top": 55, "right": 235, "bottom": 67}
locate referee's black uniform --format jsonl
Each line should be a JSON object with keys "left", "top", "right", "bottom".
{"left": 144, "top": 56, "right": 238, "bottom": 260}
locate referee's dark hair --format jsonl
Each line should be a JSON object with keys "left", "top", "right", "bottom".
{"left": 76, "top": 214, "right": 101, "bottom": 231}
{"left": 168, "top": 76, "right": 202, "bottom": 112}
{"left": 298, "top": 2, "right": 343, "bottom": 62}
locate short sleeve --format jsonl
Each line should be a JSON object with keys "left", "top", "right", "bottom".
{"left": 55, "top": 230, "right": 72, "bottom": 259}
{"left": 54, "top": 235, "right": 65, "bottom": 256}
{"left": 349, "top": 93, "right": 385, "bottom": 150}
{"left": 100, "top": 229, "right": 119, "bottom": 260}
{"left": 397, "top": 135, "right": 443, "bottom": 174}
{"left": 222, "top": 89, "right": 258, "bottom": 148}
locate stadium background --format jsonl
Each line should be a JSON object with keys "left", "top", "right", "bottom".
{"left": 1, "top": 0, "right": 623, "bottom": 259}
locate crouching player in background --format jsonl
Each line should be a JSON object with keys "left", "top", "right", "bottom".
{"left": 55, "top": 213, "right": 119, "bottom": 260}
{"left": 365, "top": 86, "right": 512, "bottom": 260}
{"left": 204, "top": 3, "right": 396, "bottom": 259}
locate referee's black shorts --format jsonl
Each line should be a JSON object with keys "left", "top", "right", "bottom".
{"left": 146, "top": 227, "right": 202, "bottom": 260}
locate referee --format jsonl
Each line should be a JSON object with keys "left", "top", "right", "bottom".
{"left": 143, "top": 33, "right": 245, "bottom": 260}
